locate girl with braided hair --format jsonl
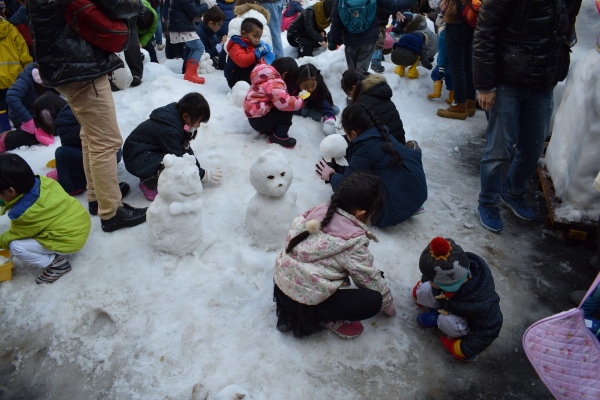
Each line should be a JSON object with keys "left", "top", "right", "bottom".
{"left": 315, "top": 103, "right": 427, "bottom": 228}
{"left": 273, "top": 171, "right": 396, "bottom": 339}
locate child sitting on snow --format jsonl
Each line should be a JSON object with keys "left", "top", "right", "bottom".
{"left": 245, "top": 57, "right": 305, "bottom": 148}
{"left": 224, "top": 17, "right": 273, "bottom": 88}
{"left": 413, "top": 237, "right": 503, "bottom": 361}
{"left": 123, "top": 93, "right": 223, "bottom": 201}
{"left": 0, "top": 153, "right": 91, "bottom": 284}
{"left": 274, "top": 171, "right": 395, "bottom": 339}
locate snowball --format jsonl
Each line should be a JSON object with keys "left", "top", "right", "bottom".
{"left": 230, "top": 81, "right": 251, "bottom": 108}
{"left": 319, "top": 134, "right": 348, "bottom": 161}
{"left": 198, "top": 53, "right": 216, "bottom": 75}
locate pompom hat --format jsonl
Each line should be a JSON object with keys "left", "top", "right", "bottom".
{"left": 419, "top": 237, "right": 470, "bottom": 292}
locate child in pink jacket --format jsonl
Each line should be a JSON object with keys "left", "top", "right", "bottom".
{"left": 244, "top": 57, "right": 304, "bottom": 148}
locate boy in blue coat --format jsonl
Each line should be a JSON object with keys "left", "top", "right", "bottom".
{"left": 196, "top": 6, "right": 226, "bottom": 70}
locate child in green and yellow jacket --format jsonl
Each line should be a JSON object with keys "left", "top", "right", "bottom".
{"left": 0, "top": 153, "right": 91, "bottom": 284}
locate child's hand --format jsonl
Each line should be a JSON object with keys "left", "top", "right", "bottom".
{"left": 315, "top": 158, "right": 335, "bottom": 181}
{"left": 299, "top": 90, "right": 311, "bottom": 100}
{"left": 221, "top": 35, "right": 227, "bottom": 44}
{"left": 21, "top": 119, "right": 36, "bottom": 134}
{"left": 202, "top": 168, "right": 223, "bottom": 184}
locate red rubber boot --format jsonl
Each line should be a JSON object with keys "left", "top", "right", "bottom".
{"left": 183, "top": 60, "right": 205, "bottom": 84}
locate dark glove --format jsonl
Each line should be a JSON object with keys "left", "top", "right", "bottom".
{"left": 327, "top": 42, "right": 337, "bottom": 51}
{"left": 420, "top": 56, "right": 433, "bottom": 70}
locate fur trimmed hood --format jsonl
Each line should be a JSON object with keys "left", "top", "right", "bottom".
{"left": 361, "top": 73, "right": 388, "bottom": 93}
{"left": 234, "top": 3, "right": 270, "bottom": 23}
{"left": 405, "top": 14, "right": 427, "bottom": 34}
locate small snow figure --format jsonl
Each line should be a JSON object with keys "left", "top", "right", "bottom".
{"left": 147, "top": 154, "right": 204, "bottom": 255}
{"left": 246, "top": 149, "right": 298, "bottom": 250}
{"left": 230, "top": 81, "right": 251, "bottom": 107}
{"left": 198, "top": 53, "right": 216, "bottom": 75}
{"left": 319, "top": 134, "right": 348, "bottom": 164}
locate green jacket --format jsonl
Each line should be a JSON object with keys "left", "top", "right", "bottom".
{"left": 0, "top": 176, "right": 91, "bottom": 253}
{"left": 138, "top": 0, "right": 158, "bottom": 47}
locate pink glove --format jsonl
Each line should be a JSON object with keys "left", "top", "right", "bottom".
{"left": 34, "top": 128, "right": 54, "bottom": 145}
{"left": 382, "top": 301, "right": 397, "bottom": 316}
{"left": 21, "top": 119, "right": 36, "bottom": 134}
{"left": 315, "top": 158, "right": 336, "bottom": 181}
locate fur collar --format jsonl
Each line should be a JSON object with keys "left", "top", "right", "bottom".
{"left": 234, "top": 3, "right": 271, "bottom": 23}
{"left": 361, "top": 73, "right": 387, "bottom": 92}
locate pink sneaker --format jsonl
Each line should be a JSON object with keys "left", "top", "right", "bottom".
{"left": 139, "top": 181, "right": 158, "bottom": 201}
{"left": 46, "top": 168, "right": 59, "bottom": 181}
{"left": 323, "top": 320, "right": 364, "bottom": 338}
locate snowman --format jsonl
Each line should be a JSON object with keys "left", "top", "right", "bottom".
{"left": 147, "top": 154, "right": 204, "bottom": 255}
{"left": 246, "top": 149, "right": 298, "bottom": 251}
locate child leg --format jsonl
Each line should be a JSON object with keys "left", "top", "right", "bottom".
{"left": 55, "top": 145, "right": 87, "bottom": 195}
{"left": 9, "top": 238, "right": 72, "bottom": 284}
{"left": 248, "top": 108, "right": 296, "bottom": 148}
{"left": 415, "top": 280, "right": 441, "bottom": 309}
{"left": 437, "top": 314, "right": 471, "bottom": 338}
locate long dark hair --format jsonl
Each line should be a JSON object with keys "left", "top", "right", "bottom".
{"left": 341, "top": 69, "right": 370, "bottom": 102}
{"left": 298, "top": 63, "right": 333, "bottom": 108}
{"left": 272, "top": 57, "right": 299, "bottom": 88}
{"left": 341, "top": 103, "right": 403, "bottom": 168}
{"left": 33, "top": 92, "right": 68, "bottom": 136}
{"left": 176, "top": 92, "right": 210, "bottom": 141}
{"left": 286, "top": 171, "right": 385, "bottom": 253}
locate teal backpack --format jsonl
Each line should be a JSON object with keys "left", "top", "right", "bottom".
{"left": 337, "top": 0, "right": 378, "bottom": 34}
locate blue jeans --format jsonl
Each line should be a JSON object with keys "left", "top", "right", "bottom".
{"left": 444, "top": 23, "right": 474, "bottom": 103}
{"left": 259, "top": 0, "right": 284, "bottom": 58}
{"left": 431, "top": 65, "right": 453, "bottom": 90}
{"left": 185, "top": 39, "right": 205, "bottom": 62}
{"left": 479, "top": 84, "right": 553, "bottom": 207}
{"left": 154, "top": 6, "right": 163, "bottom": 45}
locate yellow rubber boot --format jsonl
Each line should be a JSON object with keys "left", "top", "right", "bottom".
{"left": 445, "top": 90, "right": 455, "bottom": 105}
{"left": 395, "top": 65, "right": 405, "bottom": 77}
{"left": 427, "top": 80, "right": 443, "bottom": 98}
{"left": 407, "top": 58, "right": 419, "bottom": 79}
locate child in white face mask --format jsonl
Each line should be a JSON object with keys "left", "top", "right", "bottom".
{"left": 123, "top": 93, "right": 223, "bottom": 201}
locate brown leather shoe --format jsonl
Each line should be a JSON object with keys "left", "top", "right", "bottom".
{"left": 466, "top": 99, "right": 476, "bottom": 117}
{"left": 437, "top": 103, "right": 468, "bottom": 120}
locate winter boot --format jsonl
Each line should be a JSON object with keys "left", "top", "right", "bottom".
{"left": 437, "top": 102, "right": 468, "bottom": 120}
{"left": 445, "top": 90, "right": 455, "bottom": 105}
{"left": 139, "top": 181, "right": 158, "bottom": 201}
{"left": 0, "top": 110, "right": 11, "bottom": 133}
{"left": 407, "top": 58, "right": 419, "bottom": 79}
{"left": 466, "top": 99, "right": 477, "bottom": 117}
{"left": 36, "top": 255, "right": 72, "bottom": 284}
{"left": 427, "top": 80, "right": 443, "bottom": 98}
{"left": 268, "top": 133, "right": 297, "bottom": 149}
{"left": 394, "top": 65, "right": 405, "bottom": 77}
{"left": 323, "top": 320, "right": 364, "bottom": 338}
{"left": 417, "top": 311, "right": 439, "bottom": 328}
{"left": 370, "top": 49, "right": 385, "bottom": 73}
{"left": 183, "top": 59, "right": 205, "bottom": 84}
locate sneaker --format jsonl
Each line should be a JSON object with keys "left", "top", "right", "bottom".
{"left": 500, "top": 192, "right": 536, "bottom": 221}
{"left": 323, "top": 320, "right": 364, "bottom": 338}
{"left": 101, "top": 203, "right": 147, "bottom": 232}
{"left": 477, "top": 206, "right": 503, "bottom": 232}
{"left": 35, "top": 255, "right": 72, "bottom": 284}
{"left": 371, "top": 62, "right": 385, "bottom": 73}
{"left": 268, "top": 134, "right": 297, "bottom": 149}
{"left": 139, "top": 181, "right": 158, "bottom": 201}
{"left": 157, "top": 43, "right": 165, "bottom": 51}
{"left": 89, "top": 182, "right": 131, "bottom": 216}
{"left": 417, "top": 311, "right": 439, "bottom": 328}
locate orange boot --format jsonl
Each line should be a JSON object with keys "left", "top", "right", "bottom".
{"left": 183, "top": 60, "right": 205, "bottom": 84}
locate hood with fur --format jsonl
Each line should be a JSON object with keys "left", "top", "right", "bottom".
{"left": 361, "top": 74, "right": 388, "bottom": 93}
{"left": 234, "top": 3, "right": 270, "bottom": 23}
{"left": 405, "top": 14, "right": 427, "bottom": 34}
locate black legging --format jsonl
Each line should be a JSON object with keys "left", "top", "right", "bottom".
{"left": 317, "top": 288, "right": 383, "bottom": 321}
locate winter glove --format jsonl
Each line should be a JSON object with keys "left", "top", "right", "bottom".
{"left": 21, "top": 119, "right": 36, "bottom": 134}
{"left": 254, "top": 41, "right": 272, "bottom": 60}
{"left": 322, "top": 118, "right": 336, "bottom": 136}
{"left": 315, "top": 158, "right": 336, "bottom": 181}
{"left": 201, "top": 168, "right": 223, "bottom": 184}
{"left": 382, "top": 301, "right": 397, "bottom": 316}
{"left": 420, "top": 56, "right": 433, "bottom": 70}
{"left": 298, "top": 90, "right": 311, "bottom": 100}
{"left": 327, "top": 42, "right": 337, "bottom": 51}
{"left": 34, "top": 128, "right": 54, "bottom": 145}
{"left": 439, "top": 337, "right": 475, "bottom": 361}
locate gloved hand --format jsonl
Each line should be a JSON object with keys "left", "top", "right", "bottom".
{"left": 315, "top": 158, "right": 336, "bottom": 181}
{"left": 21, "top": 119, "right": 36, "bottom": 134}
{"left": 322, "top": 118, "right": 336, "bottom": 136}
{"left": 412, "top": 280, "right": 423, "bottom": 306}
{"left": 34, "top": 128, "right": 54, "bottom": 145}
{"left": 298, "top": 90, "right": 311, "bottom": 100}
{"left": 254, "top": 41, "right": 272, "bottom": 60}
{"left": 327, "top": 42, "right": 337, "bottom": 51}
{"left": 202, "top": 168, "right": 223, "bottom": 184}
{"left": 382, "top": 301, "right": 396, "bottom": 316}
{"left": 440, "top": 337, "right": 470, "bottom": 360}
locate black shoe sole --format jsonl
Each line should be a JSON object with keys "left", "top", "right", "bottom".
{"left": 101, "top": 215, "right": 146, "bottom": 232}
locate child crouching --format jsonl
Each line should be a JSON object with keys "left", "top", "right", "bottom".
{"left": 413, "top": 237, "right": 503, "bottom": 361}
{"left": 0, "top": 154, "right": 91, "bottom": 284}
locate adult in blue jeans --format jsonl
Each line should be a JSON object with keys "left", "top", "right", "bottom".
{"left": 472, "top": 0, "right": 570, "bottom": 233}
{"left": 257, "top": 0, "right": 285, "bottom": 58}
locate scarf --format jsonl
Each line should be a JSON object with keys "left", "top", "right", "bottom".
{"left": 314, "top": 2, "right": 330, "bottom": 31}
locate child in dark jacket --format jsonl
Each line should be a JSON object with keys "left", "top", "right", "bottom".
{"left": 224, "top": 17, "right": 272, "bottom": 88}
{"left": 124, "top": 92, "right": 223, "bottom": 201}
{"left": 196, "top": 6, "right": 226, "bottom": 70}
{"left": 286, "top": 0, "right": 332, "bottom": 58}
{"left": 413, "top": 237, "right": 503, "bottom": 362}
{"left": 315, "top": 103, "right": 427, "bottom": 228}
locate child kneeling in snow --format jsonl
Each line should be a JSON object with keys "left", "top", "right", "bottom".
{"left": 274, "top": 171, "right": 396, "bottom": 339}
{"left": 244, "top": 57, "right": 305, "bottom": 148}
{"left": 123, "top": 93, "right": 223, "bottom": 201}
{"left": 0, "top": 153, "right": 91, "bottom": 284}
{"left": 413, "top": 237, "right": 503, "bottom": 361}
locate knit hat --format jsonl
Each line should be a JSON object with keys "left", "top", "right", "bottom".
{"left": 32, "top": 68, "right": 43, "bottom": 85}
{"left": 0, "top": 0, "right": 5, "bottom": 11}
{"left": 419, "top": 237, "right": 470, "bottom": 292}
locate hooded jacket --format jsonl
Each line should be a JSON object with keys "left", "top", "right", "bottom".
{"left": 224, "top": 4, "right": 272, "bottom": 53}
{"left": 0, "top": 18, "right": 32, "bottom": 89}
{"left": 244, "top": 64, "right": 304, "bottom": 118}
{"left": 0, "top": 176, "right": 91, "bottom": 253}
{"left": 330, "top": 127, "right": 427, "bottom": 228}
{"left": 138, "top": 0, "right": 158, "bottom": 46}
{"left": 123, "top": 103, "right": 205, "bottom": 180}
{"left": 5, "top": 63, "right": 36, "bottom": 124}
{"left": 168, "top": 0, "right": 208, "bottom": 32}
{"left": 405, "top": 14, "right": 437, "bottom": 59}
{"left": 27, "top": 0, "right": 141, "bottom": 87}
{"left": 274, "top": 203, "right": 393, "bottom": 308}
{"left": 55, "top": 104, "right": 82, "bottom": 148}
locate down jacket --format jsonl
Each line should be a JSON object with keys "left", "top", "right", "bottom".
{"left": 422, "top": 252, "right": 503, "bottom": 358}
{"left": 0, "top": 18, "right": 32, "bottom": 90}
{"left": 244, "top": 64, "right": 304, "bottom": 118}
{"left": 54, "top": 104, "right": 82, "bottom": 148}
{"left": 224, "top": 4, "right": 272, "bottom": 54}
{"left": 473, "top": 0, "right": 570, "bottom": 92}
{"left": 287, "top": 6, "right": 325, "bottom": 44}
{"left": 124, "top": 103, "right": 205, "bottom": 180}
{"left": 168, "top": 0, "right": 208, "bottom": 32}
{"left": 405, "top": 14, "right": 437, "bottom": 60}
{"left": 330, "top": 127, "right": 427, "bottom": 228}
{"left": 274, "top": 203, "right": 393, "bottom": 309}
{"left": 5, "top": 63, "right": 36, "bottom": 124}
{"left": 27, "top": 0, "right": 141, "bottom": 87}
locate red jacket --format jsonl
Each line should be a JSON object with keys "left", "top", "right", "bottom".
{"left": 226, "top": 36, "right": 258, "bottom": 68}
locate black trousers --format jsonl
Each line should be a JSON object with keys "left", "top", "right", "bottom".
{"left": 317, "top": 288, "right": 383, "bottom": 321}
{"left": 248, "top": 108, "right": 293, "bottom": 137}
{"left": 287, "top": 31, "right": 320, "bottom": 58}
{"left": 4, "top": 128, "right": 40, "bottom": 150}
{"left": 125, "top": 18, "right": 144, "bottom": 79}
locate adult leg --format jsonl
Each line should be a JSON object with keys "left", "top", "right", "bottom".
{"left": 355, "top": 43, "right": 376, "bottom": 72}
{"left": 154, "top": 5, "right": 163, "bottom": 45}
{"left": 445, "top": 23, "right": 467, "bottom": 104}
{"left": 125, "top": 18, "right": 144, "bottom": 80}
{"left": 260, "top": 0, "right": 285, "bottom": 57}
{"left": 463, "top": 26, "right": 475, "bottom": 101}
{"left": 317, "top": 288, "right": 383, "bottom": 321}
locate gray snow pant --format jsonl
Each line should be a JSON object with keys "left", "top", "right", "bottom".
{"left": 344, "top": 43, "right": 376, "bottom": 72}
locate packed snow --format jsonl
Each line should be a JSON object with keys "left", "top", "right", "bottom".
{"left": 0, "top": 4, "right": 598, "bottom": 399}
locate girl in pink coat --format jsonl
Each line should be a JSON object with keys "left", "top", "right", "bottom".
{"left": 244, "top": 57, "right": 304, "bottom": 148}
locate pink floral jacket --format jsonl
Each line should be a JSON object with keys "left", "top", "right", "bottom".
{"left": 273, "top": 203, "right": 393, "bottom": 308}
{"left": 244, "top": 64, "right": 304, "bottom": 118}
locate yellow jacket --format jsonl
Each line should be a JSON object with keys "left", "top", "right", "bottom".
{"left": 0, "top": 18, "right": 33, "bottom": 89}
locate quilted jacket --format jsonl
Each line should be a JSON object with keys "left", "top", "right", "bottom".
{"left": 5, "top": 63, "right": 36, "bottom": 124}
{"left": 168, "top": 0, "right": 208, "bottom": 32}
{"left": 0, "top": 18, "right": 32, "bottom": 89}
{"left": 244, "top": 64, "right": 304, "bottom": 118}
{"left": 287, "top": 5, "right": 325, "bottom": 44}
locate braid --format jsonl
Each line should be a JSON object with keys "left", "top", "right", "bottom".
{"left": 320, "top": 192, "right": 339, "bottom": 229}
{"left": 360, "top": 104, "right": 404, "bottom": 168}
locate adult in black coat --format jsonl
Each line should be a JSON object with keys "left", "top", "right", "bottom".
{"left": 286, "top": 1, "right": 332, "bottom": 58}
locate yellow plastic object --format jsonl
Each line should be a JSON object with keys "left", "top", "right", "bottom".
{"left": 0, "top": 249, "right": 13, "bottom": 282}
{"left": 299, "top": 90, "right": 311, "bottom": 100}
{"left": 46, "top": 159, "right": 56, "bottom": 168}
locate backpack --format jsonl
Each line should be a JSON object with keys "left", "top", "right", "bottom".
{"left": 337, "top": 0, "right": 377, "bottom": 34}
{"left": 65, "top": 0, "right": 129, "bottom": 53}
{"left": 461, "top": 0, "right": 480, "bottom": 28}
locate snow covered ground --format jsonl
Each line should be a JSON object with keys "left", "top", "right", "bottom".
{"left": 0, "top": 5, "right": 599, "bottom": 399}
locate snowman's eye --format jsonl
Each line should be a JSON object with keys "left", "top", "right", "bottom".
{"left": 267, "top": 175, "right": 274, "bottom": 179}
{"left": 280, "top": 172, "right": 285, "bottom": 177}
